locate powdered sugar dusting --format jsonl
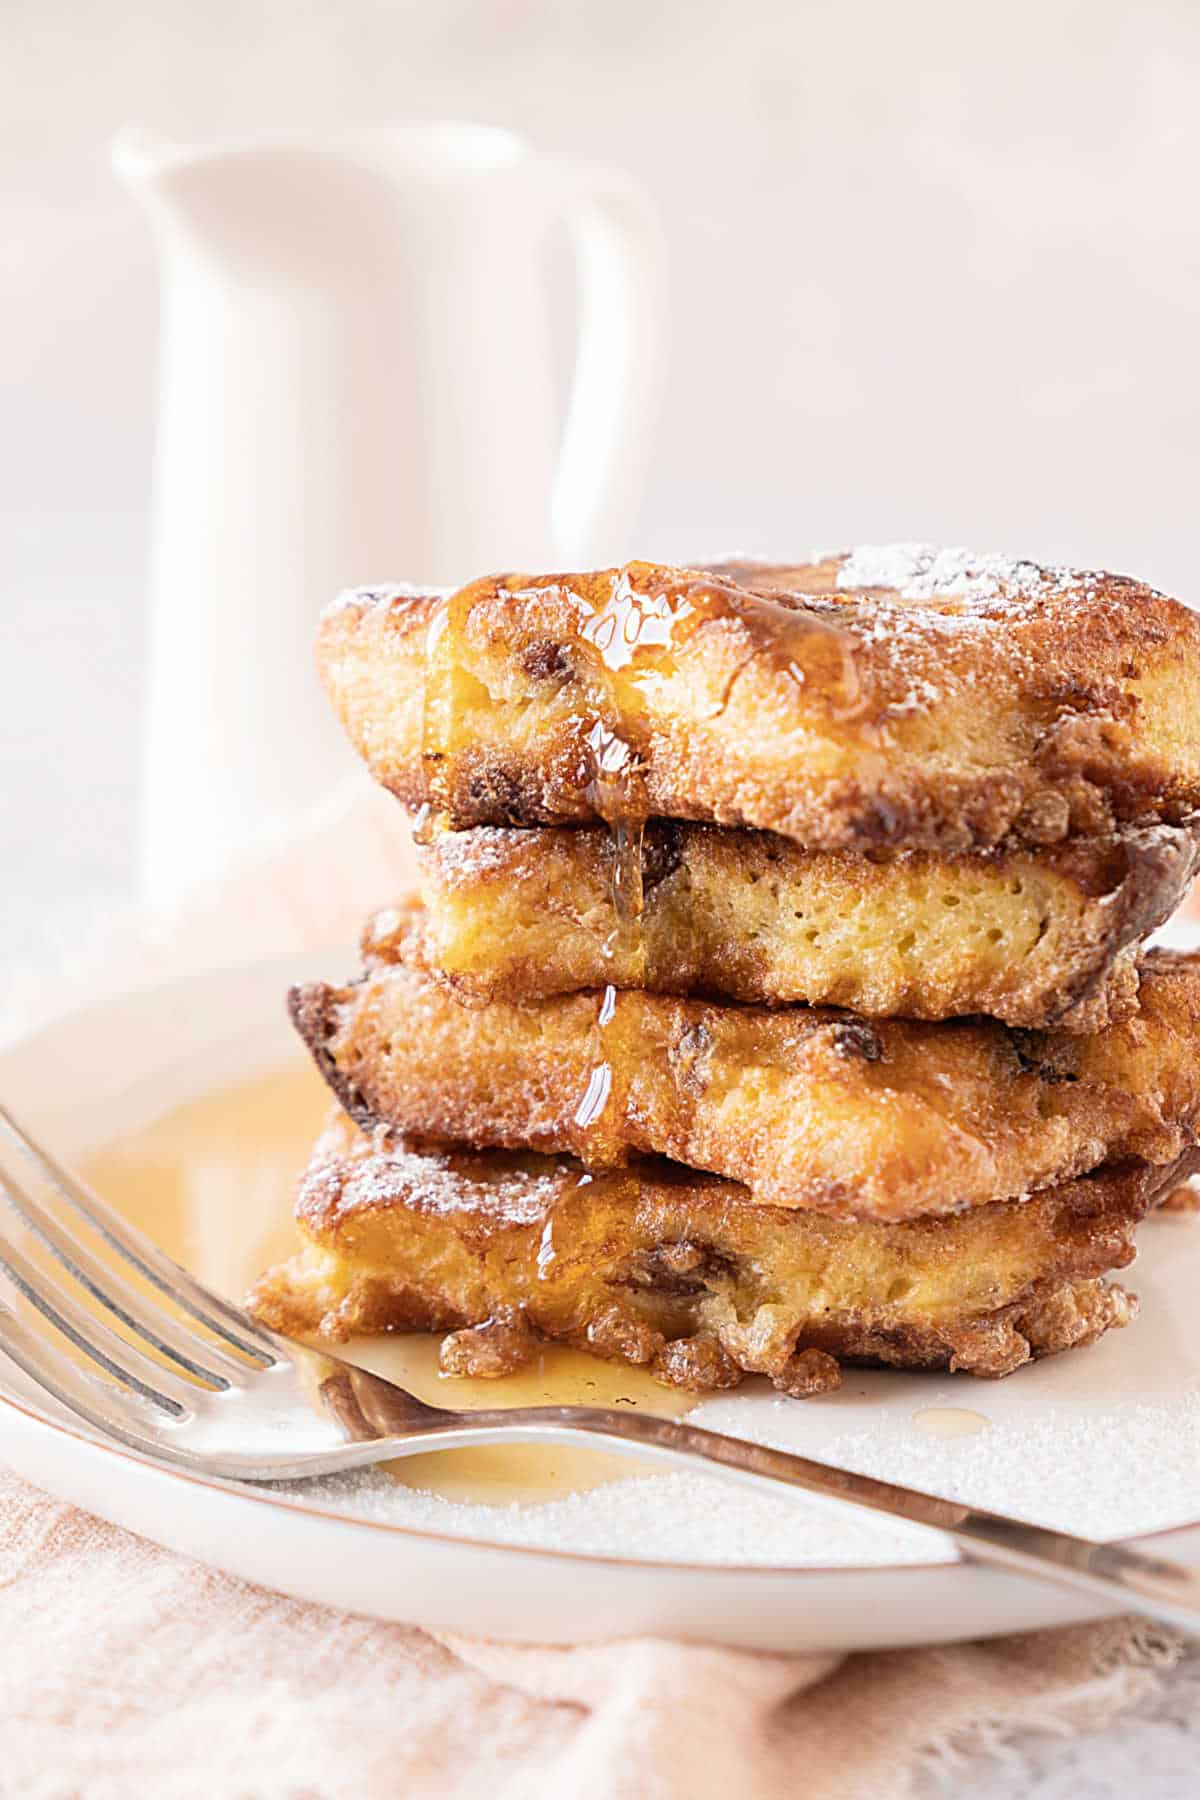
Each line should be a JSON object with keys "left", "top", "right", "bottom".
{"left": 302, "top": 1138, "right": 563, "bottom": 1227}
{"left": 835, "top": 543, "right": 1086, "bottom": 606}
{"left": 428, "top": 826, "right": 522, "bottom": 887}
{"left": 366, "top": 905, "right": 407, "bottom": 941}
{"left": 322, "top": 582, "right": 451, "bottom": 620}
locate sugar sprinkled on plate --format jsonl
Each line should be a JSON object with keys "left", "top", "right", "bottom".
{"left": 276, "top": 1463, "right": 937, "bottom": 1567}
{"left": 266, "top": 1374, "right": 1200, "bottom": 1566}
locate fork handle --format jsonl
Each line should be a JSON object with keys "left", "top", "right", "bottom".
{"left": 412, "top": 1405, "right": 1200, "bottom": 1633}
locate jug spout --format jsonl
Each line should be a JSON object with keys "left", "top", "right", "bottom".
{"left": 112, "top": 126, "right": 355, "bottom": 264}
{"left": 110, "top": 124, "right": 176, "bottom": 195}
{"left": 110, "top": 125, "right": 251, "bottom": 235}
{"left": 111, "top": 123, "right": 534, "bottom": 254}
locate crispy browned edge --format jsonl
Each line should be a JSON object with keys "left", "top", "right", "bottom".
{"left": 250, "top": 1131, "right": 1198, "bottom": 1391}
{"left": 405, "top": 816, "right": 1200, "bottom": 1029}
{"left": 286, "top": 947, "right": 1200, "bottom": 1222}
{"left": 317, "top": 556, "right": 1200, "bottom": 853}
{"left": 289, "top": 981, "right": 379, "bottom": 1136}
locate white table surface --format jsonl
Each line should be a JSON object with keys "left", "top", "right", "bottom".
{"left": 943, "top": 1647, "right": 1200, "bottom": 1800}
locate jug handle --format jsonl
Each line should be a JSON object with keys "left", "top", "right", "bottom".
{"left": 545, "top": 158, "right": 668, "bottom": 565}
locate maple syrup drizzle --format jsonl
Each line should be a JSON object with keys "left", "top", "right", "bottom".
{"left": 417, "top": 576, "right": 648, "bottom": 1170}
{"left": 573, "top": 985, "right": 618, "bottom": 1137}
{"left": 535, "top": 1209, "right": 560, "bottom": 1279}
{"left": 568, "top": 578, "right": 670, "bottom": 1153}
{"left": 80, "top": 1064, "right": 693, "bottom": 1506}
{"left": 911, "top": 1406, "right": 990, "bottom": 1440}
{"left": 573, "top": 562, "right": 872, "bottom": 736}
{"left": 410, "top": 800, "right": 437, "bottom": 846}
{"left": 564, "top": 566, "right": 855, "bottom": 1162}
{"left": 422, "top": 564, "right": 869, "bottom": 838}
{"left": 582, "top": 723, "right": 647, "bottom": 971}
{"left": 533, "top": 1168, "right": 643, "bottom": 1290}
{"left": 420, "top": 565, "right": 868, "bottom": 1169}
{"left": 420, "top": 584, "right": 479, "bottom": 823}
{"left": 534, "top": 1167, "right": 587, "bottom": 1284}
{"left": 577, "top": 565, "right": 702, "bottom": 672}
{"left": 576, "top": 738, "right": 646, "bottom": 1154}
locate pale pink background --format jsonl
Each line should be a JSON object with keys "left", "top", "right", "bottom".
{"left": 5, "top": 9, "right": 1200, "bottom": 1785}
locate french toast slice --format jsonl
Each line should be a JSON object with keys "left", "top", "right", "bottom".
{"left": 318, "top": 549, "right": 1200, "bottom": 854}
{"left": 400, "top": 817, "right": 1200, "bottom": 1029}
{"left": 289, "top": 946, "right": 1200, "bottom": 1223}
{"left": 251, "top": 1112, "right": 1193, "bottom": 1393}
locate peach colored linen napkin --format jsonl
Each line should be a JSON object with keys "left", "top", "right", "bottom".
{"left": 0, "top": 777, "right": 1187, "bottom": 1797}
{"left": 0, "top": 1460, "right": 1179, "bottom": 1799}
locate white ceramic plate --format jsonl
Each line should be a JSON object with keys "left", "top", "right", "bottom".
{"left": 1, "top": 954, "right": 1198, "bottom": 1652}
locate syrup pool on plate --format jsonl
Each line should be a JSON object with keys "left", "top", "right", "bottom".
{"left": 79, "top": 1062, "right": 693, "bottom": 1504}
{"left": 911, "top": 1406, "right": 990, "bottom": 1439}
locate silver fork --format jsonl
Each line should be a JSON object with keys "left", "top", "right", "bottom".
{"left": 1, "top": 1101, "right": 1198, "bottom": 1633}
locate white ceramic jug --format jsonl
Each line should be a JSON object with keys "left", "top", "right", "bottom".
{"left": 114, "top": 124, "right": 665, "bottom": 906}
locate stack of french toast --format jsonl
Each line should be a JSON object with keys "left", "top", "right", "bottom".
{"left": 253, "top": 546, "right": 1200, "bottom": 1398}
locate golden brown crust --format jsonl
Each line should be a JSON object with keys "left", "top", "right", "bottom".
{"left": 317, "top": 550, "right": 1200, "bottom": 853}
{"left": 250, "top": 1112, "right": 1191, "bottom": 1391}
{"left": 401, "top": 817, "right": 1200, "bottom": 1029}
{"left": 288, "top": 946, "right": 1200, "bottom": 1223}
